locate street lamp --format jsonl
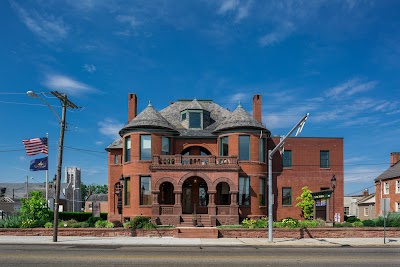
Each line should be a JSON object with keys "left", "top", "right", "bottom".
{"left": 331, "top": 174, "right": 336, "bottom": 224}
{"left": 115, "top": 175, "right": 125, "bottom": 223}
{"left": 27, "top": 90, "right": 78, "bottom": 242}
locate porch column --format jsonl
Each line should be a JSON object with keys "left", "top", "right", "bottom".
{"left": 173, "top": 190, "right": 182, "bottom": 226}
{"left": 151, "top": 190, "right": 159, "bottom": 215}
{"left": 230, "top": 190, "right": 239, "bottom": 215}
{"left": 208, "top": 190, "right": 216, "bottom": 215}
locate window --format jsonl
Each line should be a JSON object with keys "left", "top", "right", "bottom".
{"left": 282, "top": 150, "right": 292, "bottom": 168}
{"left": 220, "top": 136, "right": 229, "bottom": 156}
{"left": 140, "top": 176, "right": 151, "bottom": 205}
{"left": 238, "top": 177, "right": 250, "bottom": 206}
{"left": 189, "top": 112, "right": 201, "bottom": 128}
{"left": 259, "top": 138, "right": 266, "bottom": 162}
{"left": 364, "top": 207, "right": 369, "bottom": 217}
{"left": 162, "top": 137, "right": 170, "bottom": 155}
{"left": 259, "top": 177, "right": 266, "bottom": 206}
{"left": 344, "top": 207, "right": 349, "bottom": 216}
{"left": 384, "top": 182, "right": 389, "bottom": 194}
{"left": 239, "top": 135, "right": 250, "bottom": 161}
{"left": 396, "top": 202, "right": 400, "bottom": 212}
{"left": 140, "top": 135, "right": 152, "bottom": 160}
{"left": 217, "top": 182, "right": 230, "bottom": 205}
{"left": 396, "top": 180, "right": 400, "bottom": 193}
{"left": 114, "top": 155, "right": 119, "bottom": 164}
{"left": 320, "top": 150, "right": 330, "bottom": 168}
{"left": 282, "top": 187, "right": 292, "bottom": 206}
{"left": 124, "top": 136, "right": 131, "bottom": 162}
{"left": 124, "top": 178, "right": 130, "bottom": 206}
{"left": 181, "top": 112, "right": 187, "bottom": 121}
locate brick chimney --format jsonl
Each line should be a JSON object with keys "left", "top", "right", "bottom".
{"left": 390, "top": 152, "right": 400, "bottom": 167}
{"left": 253, "top": 94, "right": 262, "bottom": 123}
{"left": 128, "top": 93, "right": 137, "bottom": 123}
{"left": 363, "top": 188, "right": 369, "bottom": 197}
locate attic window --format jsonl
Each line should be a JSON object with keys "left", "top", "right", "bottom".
{"left": 189, "top": 112, "right": 201, "bottom": 128}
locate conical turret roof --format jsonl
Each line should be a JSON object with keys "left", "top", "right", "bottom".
{"left": 214, "top": 104, "right": 267, "bottom": 132}
{"left": 120, "top": 102, "right": 177, "bottom": 135}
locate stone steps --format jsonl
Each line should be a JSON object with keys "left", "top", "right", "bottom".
{"left": 180, "top": 214, "right": 211, "bottom": 227}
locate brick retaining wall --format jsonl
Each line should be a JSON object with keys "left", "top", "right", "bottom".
{"left": 0, "top": 227, "right": 399, "bottom": 238}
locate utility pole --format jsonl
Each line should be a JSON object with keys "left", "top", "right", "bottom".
{"left": 268, "top": 113, "right": 309, "bottom": 242}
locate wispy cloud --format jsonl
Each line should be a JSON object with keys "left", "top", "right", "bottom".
{"left": 116, "top": 15, "right": 140, "bottom": 28}
{"left": 43, "top": 74, "right": 98, "bottom": 95}
{"left": 11, "top": 1, "right": 69, "bottom": 43}
{"left": 98, "top": 118, "right": 124, "bottom": 139}
{"left": 259, "top": 22, "right": 295, "bottom": 47}
{"left": 325, "top": 78, "right": 378, "bottom": 99}
{"left": 83, "top": 64, "right": 96, "bottom": 73}
{"left": 345, "top": 166, "right": 384, "bottom": 183}
{"left": 217, "top": 0, "right": 252, "bottom": 22}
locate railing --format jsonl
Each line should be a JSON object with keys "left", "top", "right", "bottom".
{"left": 152, "top": 155, "right": 238, "bottom": 167}
{"left": 160, "top": 205, "right": 174, "bottom": 215}
{"left": 216, "top": 205, "right": 231, "bottom": 215}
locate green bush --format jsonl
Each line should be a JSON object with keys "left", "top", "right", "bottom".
{"left": 255, "top": 217, "right": 267, "bottom": 228}
{"left": 0, "top": 215, "right": 22, "bottom": 228}
{"left": 299, "top": 220, "right": 319, "bottom": 228}
{"left": 86, "top": 216, "right": 102, "bottom": 227}
{"left": 242, "top": 218, "right": 257, "bottom": 228}
{"left": 362, "top": 220, "right": 375, "bottom": 227}
{"left": 352, "top": 221, "right": 363, "bottom": 227}
{"left": 56, "top": 212, "right": 107, "bottom": 222}
{"left": 59, "top": 219, "right": 78, "bottom": 228}
{"left": 126, "top": 216, "right": 154, "bottom": 229}
{"left": 280, "top": 217, "right": 299, "bottom": 228}
{"left": 342, "top": 222, "right": 353, "bottom": 227}
{"left": 94, "top": 220, "right": 114, "bottom": 228}
{"left": 44, "top": 222, "right": 53, "bottom": 228}
{"left": 21, "top": 219, "right": 37, "bottom": 228}
{"left": 346, "top": 216, "right": 360, "bottom": 223}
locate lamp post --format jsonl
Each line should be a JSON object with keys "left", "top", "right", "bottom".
{"left": 115, "top": 175, "right": 125, "bottom": 224}
{"left": 27, "top": 90, "right": 78, "bottom": 242}
{"left": 331, "top": 174, "right": 336, "bottom": 224}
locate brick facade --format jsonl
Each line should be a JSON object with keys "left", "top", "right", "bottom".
{"left": 107, "top": 94, "right": 344, "bottom": 225}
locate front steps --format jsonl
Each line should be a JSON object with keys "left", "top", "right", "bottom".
{"left": 179, "top": 214, "right": 211, "bottom": 227}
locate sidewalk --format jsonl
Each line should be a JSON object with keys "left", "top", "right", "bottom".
{"left": 1, "top": 236, "right": 399, "bottom": 247}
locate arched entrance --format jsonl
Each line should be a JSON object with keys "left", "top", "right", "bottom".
{"left": 182, "top": 177, "right": 208, "bottom": 214}
{"left": 159, "top": 182, "right": 174, "bottom": 205}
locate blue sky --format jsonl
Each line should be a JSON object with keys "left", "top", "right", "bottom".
{"left": 0, "top": 0, "right": 399, "bottom": 195}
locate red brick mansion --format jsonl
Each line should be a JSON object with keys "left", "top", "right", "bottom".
{"left": 106, "top": 94, "right": 343, "bottom": 226}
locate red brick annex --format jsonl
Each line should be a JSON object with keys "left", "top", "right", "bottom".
{"left": 106, "top": 94, "right": 344, "bottom": 226}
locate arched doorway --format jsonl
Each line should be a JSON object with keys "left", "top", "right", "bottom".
{"left": 182, "top": 177, "right": 208, "bottom": 214}
{"left": 216, "top": 182, "right": 231, "bottom": 205}
{"left": 159, "top": 182, "right": 174, "bottom": 205}
{"left": 181, "top": 146, "right": 211, "bottom": 155}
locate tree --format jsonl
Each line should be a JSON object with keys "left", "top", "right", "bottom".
{"left": 81, "top": 183, "right": 108, "bottom": 200}
{"left": 295, "top": 186, "right": 314, "bottom": 220}
{"left": 20, "top": 190, "right": 51, "bottom": 227}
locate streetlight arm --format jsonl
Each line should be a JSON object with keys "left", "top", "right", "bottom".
{"left": 27, "top": 91, "right": 62, "bottom": 122}
{"left": 269, "top": 113, "right": 309, "bottom": 158}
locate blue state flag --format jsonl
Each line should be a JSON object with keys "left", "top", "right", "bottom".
{"left": 30, "top": 157, "right": 48, "bottom": 171}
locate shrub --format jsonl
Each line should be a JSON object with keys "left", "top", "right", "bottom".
{"left": 112, "top": 220, "right": 124, "bottom": 228}
{"left": 352, "top": 221, "right": 363, "bottom": 227}
{"left": 362, "top": 220, "right": 375, "bottom": 227}
{"left": 86, "top": 216, "right": 102, "bottom": 227}
{"left": 127, "top": 216, "right": 154, "bottom": 229}
{"left": 21, "top": 219, "right": 37, "bottom": 228}
{"left": 20, "top": 191, "right": 51, "bottom": 226}
{"left": 280, "top": 217, "right": 299, "bottom": 228}
{"left": 95, "top": 220, "right": 109, "bottom": 228}
{"left": 334, "top": 223, "right": 343, "bottom": 227}
{"left": 242, "top": 218, "right": 257, "bottom": 228}
{"left": 299, "top": 220, "right": 319, "bottom": 228}
{"left": 44, "top": 222, "right": 53, "bottom": 228}
{"left": 57, "top": 212, "right": 108, "bottom": 222}
{"left": 0, "top": 215, "right": 22, "bottom": 228}
{"left": 342, "top": 222, "right": 353, "bottom": 227}
{"left": 255, "top": 217, "right": 267, "bottom": 228}
{"left": 346, "top": 216, "right": 360, "bottom": 223}
{"left": 59, "top": 219, "right": 78, "bottom": 228}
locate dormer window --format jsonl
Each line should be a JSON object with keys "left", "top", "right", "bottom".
{"left": 189, "top": 111, "right": 201, "bottom": 128}
{"left": 180, "top": 109, "right": 211, "bottom": 130}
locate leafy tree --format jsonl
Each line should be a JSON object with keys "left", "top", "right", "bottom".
{"left": 20, "top": 190, "right": 51, "bottom": 227}
{"left": 295, "top": 186, "right": 314, "bottom": 220}
{"left": 80, "top": 183, "right": 108, "bottom": 208}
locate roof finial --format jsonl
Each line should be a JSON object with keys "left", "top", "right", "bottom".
{"left": 148, "top": 100, "right": 152, "bottom": 107}
{"left": 238, "top": 101, "right": 242, "bottom": 108}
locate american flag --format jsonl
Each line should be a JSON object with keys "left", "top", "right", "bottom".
{"left": 22, "top": 137, "right": 48, "bottom": 156}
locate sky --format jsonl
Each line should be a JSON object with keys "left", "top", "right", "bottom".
{"left": 0, "top": 0, "right": 399, "bottom": 196}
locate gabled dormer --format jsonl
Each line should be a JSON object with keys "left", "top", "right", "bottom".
{"left": 180, "top": 99, "right": 211, "bottom": 130}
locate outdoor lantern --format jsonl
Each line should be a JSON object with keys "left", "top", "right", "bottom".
{"left": 331, "top": 174, "right": 336, "bottom": 190}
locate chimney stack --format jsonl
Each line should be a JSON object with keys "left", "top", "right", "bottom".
{"left": 253, "top": 94, "right": 262, "bottom": 123}
{"left": 390, "top": 152, "right": 400, "bottom": 167}
{"left": 363, "top": 188, "right": 369, "bottom": 197}
{"left": 128, "top": 93, "right": 137, "bottom": 123}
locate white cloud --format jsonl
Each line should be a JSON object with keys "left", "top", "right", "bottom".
{"left": 345, "top": 166, "right": 384, "bottom": 183}
{"left": 116, "top": 15, "right": 140, "bottom": 28}
{"left": 43, "top": 74, "right": 98, "bottom": 95}
{"left": 83, "top": 64, "right": 96, "bottom": 73}
{"left": 98, "top": 118, "right": 124, "bottom": 139}
{"left": 11, "top": 2, "right": 69, "bottom": 43}
{"left": 95, "top": 141, "right": 104, "bottom": 145}
{"left": 325, "top": 78, "right": 378, "bottom": 99}
{"left": 259, "top": 22, "right": 295, "bottom": 47}
{"left": 229, "top": 92, "right": 252, "bottom": 105}
{"left": 217, "top": 0, "right": 252, "bottom": 22}
{"left": 345, "top": 156, "right": 369, "bottom": 163}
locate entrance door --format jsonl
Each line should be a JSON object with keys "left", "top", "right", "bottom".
{"left": 182, "top": 187, "right": 192, "bottom": 214}
{"left": 315, "top": 198, "right": 327, "bottom": 220}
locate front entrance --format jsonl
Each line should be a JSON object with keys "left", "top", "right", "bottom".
{"left": 182, "top": 177, "right": 208, "bottom": 214}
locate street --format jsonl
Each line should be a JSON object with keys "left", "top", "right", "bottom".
{"left": 0, "top": 244, "right": 399, "bottom": 266}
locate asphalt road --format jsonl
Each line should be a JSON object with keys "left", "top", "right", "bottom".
{"left": 0, "top": 244, "right": 399, "bottom": 267}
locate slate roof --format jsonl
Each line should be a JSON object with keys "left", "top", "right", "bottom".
{"left": 106, "top": 98, "right": 270, "bottom": 147}
{"left": 214, "top": 104, "right": 267, "bottom": 132}
{"left": 356, "top": 194, "right": 375, "bottom": 205}
{"left": 120, "top": 103, "right": 178, "bottom": 135}
{"left": 105, "top": 138, "right": 122, "bottom": 151}
{"left": 374, "top": 161, "right": 400, "bottom": 181}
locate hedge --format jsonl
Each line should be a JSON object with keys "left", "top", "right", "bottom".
{"left": 49, "top": 212, "right": 107, "bottom": 222}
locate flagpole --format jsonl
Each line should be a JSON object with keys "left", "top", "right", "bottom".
{"left": 46, "top": 132, "right": 49, "bottom": 205}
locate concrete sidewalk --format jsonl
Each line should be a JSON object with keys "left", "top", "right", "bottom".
{"left": 1, "top": 236, "right": 400, "bottom": 247}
